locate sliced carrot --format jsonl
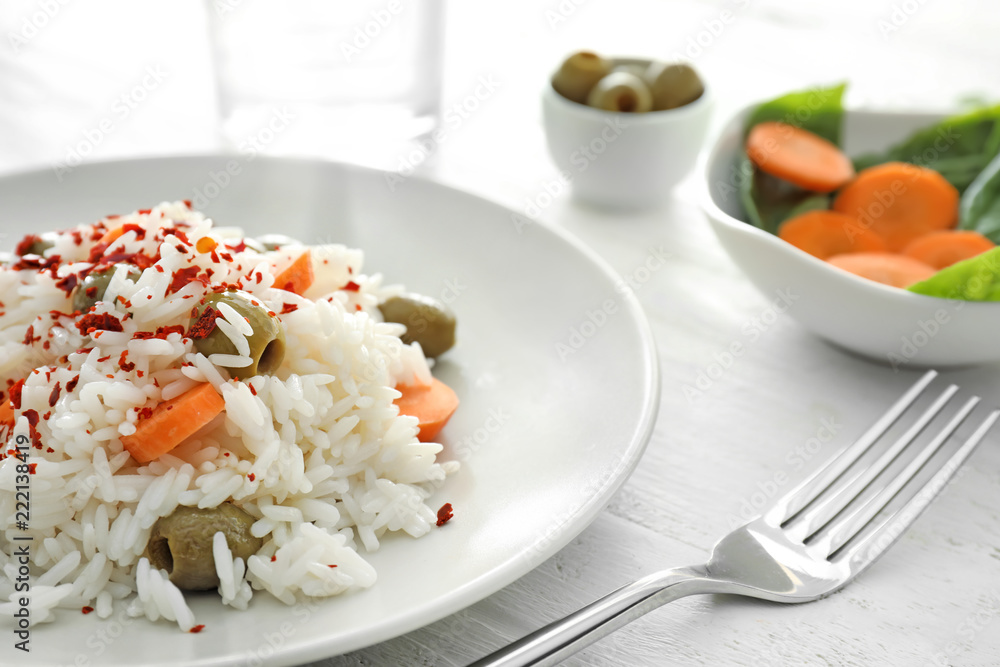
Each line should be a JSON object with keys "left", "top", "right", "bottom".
{"left": 778, "top": 210, "right": 887, "bottom": 259}
{"left": 827, "top": 252, "right": 937, "bottom": 288}
{"left": 0, "top": 399, "right": 13, "bottom": 435}
{"left": 121, "top": 383, "right": 225, "bottom": 463}
{"left": 394, "top": 377, "right": 459, "bottom": 443}
{"left": 273, "top": 250, "right": 314, "bottom": 296}
{"left": 832, "top": 162, "right": 959, "bottom": 252}
{"left": 98, "top": 225, "right": 127, "bottom": 246}
{"left": 901, "top": 230, "right": 995, "bottom": 269}
{"left": 746, "top": 121, "right": 855, "bottom": 193}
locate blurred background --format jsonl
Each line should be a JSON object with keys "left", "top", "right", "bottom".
{"left": 1, "top": 0, "right": 997, "bottom": 199}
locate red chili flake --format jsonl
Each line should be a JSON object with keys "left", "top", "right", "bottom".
{"left": 46, "top": 447, "right": 54, "bottom": 453}
{"left": 174, "top": 244, "right": 188, "bottom": 254}
{"left": 81, "top": 606, "right": 94, "bottom": 615}
{"left": 280, "top": 303, "right": 298, "bottom": 314}
{"left": 96, "top": 355, "right": 111, "bottom": 363}
{"left": 189, "top": 625, "right": 205, "bottom": 634}
{"left": 223, "top": 452, "right": 230, "bottom": 457}
{"left": 9, "top": 379, "right": 25, "bottom": 409}
{"left": 248, "top": 384, "right": 257, "bottom": 396}
{"left": 187, "top": 306, "right": 220, "bottom": 339}
{"left": 154, "top": 265, "right": 164, "bottom": 273}
{"left": 196, "top": 237, "right": 218, "bottom": 254}
{"left": 138, "top": 407, "right": 154, "bottom": 420}
{"left": 118, "top": 350, "right": 135, "bottom": 372}
{"left": 66, "top": 375, "right": 80, "bottom": 393}
{"left": 167, "top": 266, "right": 201, "bottom": 294}
{"left": 22, "top": 325, "right": 40, "bottom": 346}
{"left": 48, "top": 384, "right": 61, "bottom": 407}
{"left": 270, "top": 556, "right": 277, "bottom": 562}
{"left": 327, "top": 564, "right": 338, "bottom": 568}
{"left": 347, "top": 266, "right": 353, "bottom": 274}
{"left": 28, "top": 463, "right": 37, "bottom": 474}
{"left": 86, "top": 242, "right": 111, "bottom": 264}
{"left": 41, "top": 412, "right": 50, "bottom": 422}
{"left": 105, "top": 374, "right": 114, "bottom": 379}
{"left": 354, "top": 304, "right": 362, "bottom": 311}
{"left": 342, "top": 281, "right": 361, "bottom": 292}
{"left": 136, "top": 370, "right": 145, "bottom": 378}
{"left": 42, "top": 341, "right": 51, "bottom": 351}
{"left": 247, "top": 473, "right": 255, "bottom": 482}
{"left": 166, "top": 405, "right": 173, "bottom": 411}
{"left": 76, "top": 313, "right": 123, "bottom": 335}
{"left": 183, "top": 199, "right": 192, "bottom": 208}
{"left": 254, "top": 271, "right": 263, "bottom": 284}
{"left": 14, "top": 234, "right": 43, "bottom": 256}
{"left": 55, "top": 273, "right": 80, "bottom": 296}
{"left": 436, "top": 503, "right": 454, "bottom": 527}
{"left": 121, "top": 223, "right": 146, "bottom": 239}
{"left": 137, "top": 208, "right": 151, "bottom": 215}
{"left": 226, "top": 239, "right": 247, "bottom": 253}
{"left": 219, "top": 252, "right": 233, "bottom": 262}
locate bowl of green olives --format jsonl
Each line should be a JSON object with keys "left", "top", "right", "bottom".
{"left": 542, "top": 50, "right": 713, "bottom": 209}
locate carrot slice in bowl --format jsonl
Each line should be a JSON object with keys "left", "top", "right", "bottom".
{"left": 827, "top": 252, "right": 937, "bottom": 288}
{"left": 121, "top": 382, "right": 226, "bottom": 463}
{"left": 901, "top": 230, "right": 995, "bottom": 269}
{"left": 832, "top": 162, "right": 959, "bottom": 252}
{"left": 778, "top": 210, "right": 886, "bottom": 259}
{"left": 394, "top": 377, "right": 459, "bottom": 443}
{"left": 746, "top": 121, "right": 855, "bottom": 193}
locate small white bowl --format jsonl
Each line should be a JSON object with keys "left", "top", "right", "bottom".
{"left": 702, "top": 106, "right": 1000, "bottom": 368}
{"left": 542, "top": 59, "right": 713, "bottom": 209}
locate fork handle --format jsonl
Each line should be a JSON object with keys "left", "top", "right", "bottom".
{"left": 467, "top": 565, "right": 717, "bottom": 667}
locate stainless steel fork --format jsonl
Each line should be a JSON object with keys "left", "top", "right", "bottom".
{"left": 470, "top": 371, "right": 999, "bottom": 667}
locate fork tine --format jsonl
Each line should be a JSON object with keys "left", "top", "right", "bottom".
{"left": 783, "top": 383, "right": 959, "bottom": 542}
{"left": 767, "top": 370, "right": 938, "bottom": 524}
{"left": 813, "top": 395, "right": 979, "bottom": 557}
{"left": 834, "top": 408, "right": 1000, "bottom": 569}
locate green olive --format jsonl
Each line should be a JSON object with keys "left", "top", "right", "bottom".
{"left": 586, "top": 72, "right": 653, "bottom": 113}
{"left": 18, "top": 234, "right": 56, "bottom": 257}
{"left": 73, "top": 265, "right": 143, "bottom": 312}
{"left": 644, "top": 62, "right": 704, "bottom": 111}
{"left": 378, "top": 294, "right": 456, "bottom": 358}
{"left": 146, "top": 503, "right": 262, "bottom": 591}
{"left": 191, "top": 291, "right": 285, "bottom": 377}
{"left": 256, "top": 234, "right": 297, "bottom": 252}
{"left": 551, "top": 51, "right": 611, "bottom": 105}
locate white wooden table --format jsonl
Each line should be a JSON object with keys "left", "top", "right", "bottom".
{"left": 3, "top": 1, "right": 1000, "bottom": 665}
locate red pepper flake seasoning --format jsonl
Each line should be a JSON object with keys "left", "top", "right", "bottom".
{"left": 167, "top": 266, "right": 202, "bottom": 294}
{"left": 342, "top": 281, "right": 361, "bottom": 292}
{"left": 55, "top": 273, "right": 80, "bottom": 296}
{"left": 247, "top": 473, "right": 255, "bottom": 482}
{"left": 9, "top": 379, "right": 25, "bottom": 409}
{"left": 174, "top": 243, "right": 189, "bottom": 254}
{"left": 138, "top": 407, "right": 154, "bottom": 420}
{"left": 28, "top": 463, "right": 37, "bottom": 474}
{"left": 270, "top": 555, "right": 277, "bottom": 562}
{"left": 354, "top": 304, "right": 362, "bottom": 311}
{"left": 14, "top": 234, "right": 43, "bottom": 256}
{"left": 66, "top": 375, "right": 80, "bottom": 393}
{"left": 48, "top": 383, "right": 61, "bottom": 407}
{"left": 436, "top": 503, "right": 454, "bottom": 527}
{"left": 46, "top": 447, "right": 54, "bottom": 453}
{"left": 81, "top": 606, "right": 94, "bottom": 615}
{"left": 136, "top": 370, "right": 145, "bottom": 378}
{"left": 183, "top": 199, "right": 192, "bottom": 208}
{"left": 248, "top": 384, "right": 257, "bottom": 396}
{"left": 41, "top": 412, "right": 51, "bottom": 422}
{"left": 22, "top": 325, "right": 40, "bottom": 346}
{"left": 196, "top": 237, "right": 218, "bottom": 253}
{"left": 280, "top": 303, "right": 298, "bottom": 314}
{"left": 327, "top": 564, "right": 338, "bottom": 568}
{"left": 118, "top": 350, "right": 135, "bottom": 372}
{"left": 121, "top": 223, "right": 146, "bottom": 239}
{"left": 137, "top": 209, "right": 152, "bottom": 215}
{"left": 76, "top": 313, "right": 124, "bottom": 335}
{"left": 96, "top": 355, "right": 111, "bottom": 363}
{"left": 223, "top": 452, "right": 230, "bottom": 457}
{"left": 189, "top": 624, "right": 205, "bottom": 634}
{"left": 187, "top": 306, "right": 221, "bottom": 339}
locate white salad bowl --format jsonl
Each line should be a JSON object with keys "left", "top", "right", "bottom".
{"left": 542, "top": 58, "right": 713, "bottom": 209}
{"left": 702, "top": 107, "right": 1000, "bottom": 368}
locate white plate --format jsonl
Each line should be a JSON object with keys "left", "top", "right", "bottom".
{"left": 0, "top": 156, "right": 659, "bottom": 667}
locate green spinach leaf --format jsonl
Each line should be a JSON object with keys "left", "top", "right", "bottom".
{"left": 908, "top": 246, "right": 1000, "bottom": 301}
{"left": 958, "top": 150, "right": 1000, "bottom": 242}
{"left": 852, "top": 105, "right": 1000, "bottom": 193}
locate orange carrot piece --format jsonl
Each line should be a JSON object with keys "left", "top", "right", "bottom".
{"left": 273, "top": 250, "right": 314, "bottom": 295}
{"left": 0, "top": 399, "right": 13, "bottom": 434}
{"left": 746, "top": 121, "right": 855, "bottom": 193}
{"left": 901, "top": 230, "right": 995, "bottom": 269}
{"left": 394, "top": 377, "right": 459, "bottom": 443}
{"left": 827, "top": 252, "right": 937, "bottom": 288}
{"left": 97, "top": 226, "right": 127, "bottom": 246}
{"left": 778, "top": 210, "right": 887, "bottom": 259}
{"left": 121, "top": 383, "right": 225, "bottom": 463}
{"left": 832, "top": 162, "right": 959, "bottom": 252}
